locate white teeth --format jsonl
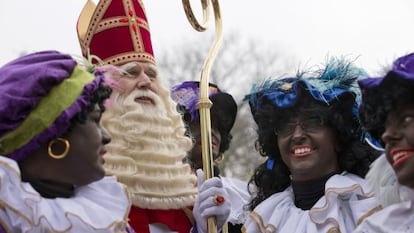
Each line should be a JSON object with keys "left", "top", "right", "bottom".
{"left": 294, "top": 147, "right": 311, "bottom": 154}
{"left": 393, "top": 152, "right": 406, "bottom": 162}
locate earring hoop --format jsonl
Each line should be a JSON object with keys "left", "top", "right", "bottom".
{"left": 48, "top": 138, "right": 70, "bottom": 159}
{"left": 214, "top": 153, "right": 224, "bottom": 164}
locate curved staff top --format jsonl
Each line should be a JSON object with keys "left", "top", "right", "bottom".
{"left": 181, "top": 1, "right": 224, "bottom": 233}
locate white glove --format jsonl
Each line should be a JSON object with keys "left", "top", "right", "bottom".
{"left": 193, "top": 169, "right": 230, "bottom": 233}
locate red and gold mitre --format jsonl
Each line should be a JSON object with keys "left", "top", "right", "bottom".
{"left": 77, "top": 0, "right": 155, "bottom": 65}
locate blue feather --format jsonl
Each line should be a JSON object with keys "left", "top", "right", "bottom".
{"left": 245, "top": 57, "right": 369, "bottom": 128}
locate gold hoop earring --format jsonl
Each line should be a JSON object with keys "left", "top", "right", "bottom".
{"left": 214, "top": 153, "right": 224, "bottom": 164}
{"left": 48, "top": 138, "right": 70, "bottom": 159}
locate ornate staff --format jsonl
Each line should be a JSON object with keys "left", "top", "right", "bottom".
{"left": 182, "top": 0, "right": 223, "bottom": 233}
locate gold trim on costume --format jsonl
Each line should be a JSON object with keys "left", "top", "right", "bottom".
{"left": 77, "top": 0, "right": 154, "bottom": 65}
{"left": 310, "top": 184, "right": 373, "bottom": 214}
{"left": 326, "top": 226, "right": 340, "bottom": 233}
{"left": 104, "top": 52, "right": 155, "bottom": 65}
{"left": 77, "top": 0, "right": 96, "bottom": 41}
{"left": 245, "top": 176, "right": 379, "bottom": 233}
{"left": 249, "top": 211, "right": 276, "bottom": 233}
{"left": 0, "top": 159, "right": 130, "bottom": 232}
{"left": 0, "top": 217, "right": 12, "bottom": 233}
{"left": 356, "top": 205, "right": 382, "bottom": 225}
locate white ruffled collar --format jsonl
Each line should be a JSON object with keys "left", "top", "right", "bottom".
{"left": 354, "top": 186, "right": 414, "bottom": 233}
{"left": 0, "top": 156, "right": 131, "bottom": 232}
{"left": 243, "top": 174, "right": 381, "bottom": 233}
{"left": 399, "top": 185, "right": 414, "bottom": 202}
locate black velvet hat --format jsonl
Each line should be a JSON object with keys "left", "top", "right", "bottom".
{"left": 171, "top": 81, "right": 237, "bottom": 137}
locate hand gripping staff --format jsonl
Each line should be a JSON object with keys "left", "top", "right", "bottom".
{"left": 182, "top": 1, "right": 223, "bottom": 233}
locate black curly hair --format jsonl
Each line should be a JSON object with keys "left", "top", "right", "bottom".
{"left": 180, "top": 108, "right": 233, "bottom": 154}
{"left": 247, "top": 88, "right": 380, "bottom": 211}
{"left": 67, "top": 82, "right": 112, "bottom": 132}
{"left": 359, "top": 71, "right": 414, "bottom": 145}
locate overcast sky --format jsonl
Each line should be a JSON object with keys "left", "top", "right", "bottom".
{"left": 1, "top": 0, "right": 413, "bottom": 74}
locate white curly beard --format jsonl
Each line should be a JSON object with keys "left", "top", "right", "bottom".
{"left": 101, "top": 84, "right": 197, "bottom": 209}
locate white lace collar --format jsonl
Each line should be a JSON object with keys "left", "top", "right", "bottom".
{"left": 0, "top": 156, "right": 131, "bottom": 232}
{"left": 243, "top": 174, "right": 381, "bottom": 233}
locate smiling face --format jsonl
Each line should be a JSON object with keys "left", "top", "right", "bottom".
{"left": 381, "top": 105, "right": 414, "bottom": 189}
{"left": 276, "top": 115, "right": 340, "bottom": 181}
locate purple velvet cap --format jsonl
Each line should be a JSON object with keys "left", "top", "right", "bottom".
{"left": 359, "top": 52, "right": 414, "bottom": 90}
{"left": 171, "top": 81, "right": 237, "bottom": 134}
{"left": 358, "top": 53, "right": 414, "bottom": 145}
{"left": 0, "top": 50, "right": 103, "bottom": 161}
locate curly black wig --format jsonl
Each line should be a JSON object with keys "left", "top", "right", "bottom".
{"left": 248, "top": 88, "right": 380, "bottom": 210}
{"left": 172, "top": 82, "right": 237, "bottom": 155}
{"left": 181, "top": 108, "right": 233, "bottom": 154}
{"left": 67, "top": 82, "right": 112, "bottom": 132}
{"left": 359, "top": 72, "right": 414, "bottom": 145}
